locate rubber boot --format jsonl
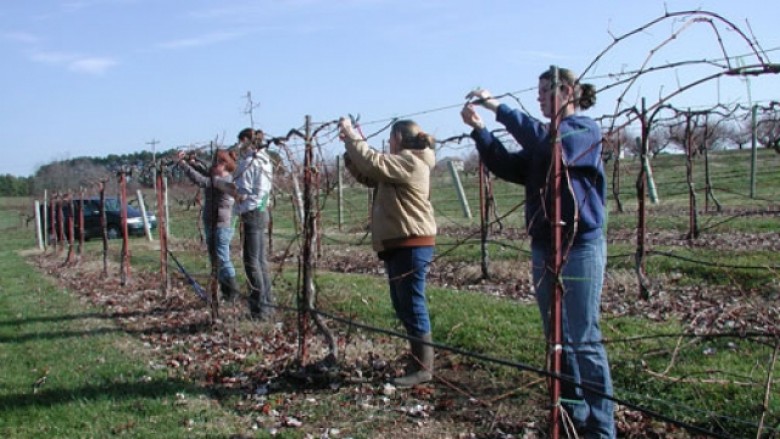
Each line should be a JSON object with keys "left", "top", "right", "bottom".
{"left": 392, "top": 333, "right": 434, "bottom": 388}
{"left": 220, "top": 276, "right": 240, "bottom": 302}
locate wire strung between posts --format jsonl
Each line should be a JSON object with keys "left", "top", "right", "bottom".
{"left": 247, "top": 294, "right": 746, "bottom": 439}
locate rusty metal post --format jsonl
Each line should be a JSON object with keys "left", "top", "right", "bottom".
{"left": 156, "top": 165, "right": 169, "bottom": 294}
{"left": 77, "top": 188, "right": 85, "bottom": 262}
{"left": 57, "top": 194, "right": 65, "bottom": 253}
{"left": 64, "top": 192, "right": 75, "bottom": 265}
{"left": 99, "top": 181, "right": 108, "bottom": 275}
{"left": 119, "top": 170, "right": 131, "bottom": 286}
{"left": 547, "top": 65, "right": 563, "bottom": 439}
{"left": 49, "top": 194, "right": 57, "bottom": 252}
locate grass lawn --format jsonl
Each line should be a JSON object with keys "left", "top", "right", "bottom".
{"left": 0, "top": 198, "right": 245, "bottom": 438}
{"left": 1, "top": 145, "right": 778, "bottom": 438}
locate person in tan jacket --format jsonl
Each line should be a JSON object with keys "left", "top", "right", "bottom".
{"left": 338, "top": 117, "right": 437, "bottom": 388}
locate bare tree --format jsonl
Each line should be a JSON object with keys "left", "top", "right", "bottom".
{"left": 720, "top": 121, "right": 751, "bottom": 150}
{"left": 32, "top": 159, "right": 110, "bottom": 195}
{"left": 602, "top": 126, "right": 633, "bottom": 159}
{"left": 461, "top": 150, "right": 481, "bottom": 174}
{"left": 666, "top": 115, "right": 734, "bottom": 156}
{"left": 647, "top": 125, "right": 678, "bottom": 156}
{"left": 756, "top": 109, "right": 780, "bottom": 152}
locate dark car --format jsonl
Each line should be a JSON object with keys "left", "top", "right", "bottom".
{"left": 45, "top": 197, "right": 157, "bottom": 241}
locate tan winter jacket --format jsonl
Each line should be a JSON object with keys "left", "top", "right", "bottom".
{"left": 343, "top": 137, "right": 437, "bottom": 253}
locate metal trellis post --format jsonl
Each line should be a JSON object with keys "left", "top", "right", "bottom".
{"left": 548, "top": 65, "right": 564, "bottom": 439}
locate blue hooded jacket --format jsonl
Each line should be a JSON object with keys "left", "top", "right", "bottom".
{"left": 471, "top": 103, "right": 606, "bottom": 244}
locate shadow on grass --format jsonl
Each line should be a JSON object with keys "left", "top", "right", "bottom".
{"left": 0, "top": 317, "right": 217, "bottom": 344}
{"left": 0, "top": 308, "right": 186, "bottom": 327}
{"left": 0, "top": 377, "right": 207, "bottom": 411}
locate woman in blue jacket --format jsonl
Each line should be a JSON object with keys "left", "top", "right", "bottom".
{"left": 461, "top": 67, "right": 614, "bottom": 438}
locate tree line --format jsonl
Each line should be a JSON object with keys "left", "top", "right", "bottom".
{"left": 22, "top": 149, "right": 183, "bottom": 197}
{"left": 0, "top": 174, "right": 33, "bottom": 196}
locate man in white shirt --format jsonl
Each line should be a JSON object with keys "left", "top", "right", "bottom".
{"left": 234, "top": 128, "right": 274, "bottom": 320}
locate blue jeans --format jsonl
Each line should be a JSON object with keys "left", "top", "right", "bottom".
{"left": 241, "top": 210, "right": 273, "bottom": 317}
{"left": 383, "top": 246, "right": 434, "bottom": 337}
{"left": 532, "top": 234, "right": 615, "bottom": 439}
{"left": 204, "top": 225, "right": 235, "bottom": 282}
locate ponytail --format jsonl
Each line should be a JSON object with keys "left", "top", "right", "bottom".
{"left": 539, "top": 67, "right": 597, "bottom": 110}
{"left": 392, "top": 120, "right": 435, "bottom": 150}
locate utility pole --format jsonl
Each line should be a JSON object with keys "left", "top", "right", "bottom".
{"left": 243, "top": 91, "right": 261, "bottom": 129}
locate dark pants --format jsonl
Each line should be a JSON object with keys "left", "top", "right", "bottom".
{"left": 241, "top": 209, "right": 273, "bottom": 318}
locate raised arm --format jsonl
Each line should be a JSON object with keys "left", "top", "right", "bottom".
{"left": 461, "top": 103, "right": 526, "bottom": 185}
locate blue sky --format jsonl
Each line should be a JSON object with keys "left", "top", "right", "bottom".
{"left": 1, "top": 0, "right": 778, "bottom": 177}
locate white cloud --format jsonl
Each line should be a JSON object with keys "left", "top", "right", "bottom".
{"left": 68, "top": 57, "right": 118, "bottom": 75}
{"left": 158, "top": 31, "right": 245, "bottom": 49}
{"left": 28, "top": 50, "right": 118, "bottom": 75}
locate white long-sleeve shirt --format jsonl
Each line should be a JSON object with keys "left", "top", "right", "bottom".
{"left": 234, "top": 148, "right": 273, "bottom": 214}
